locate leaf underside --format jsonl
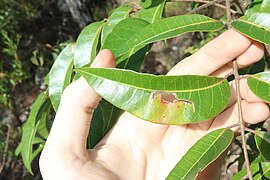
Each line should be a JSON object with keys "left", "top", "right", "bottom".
{"left": 76, "top": 68, "right": 230, "bottom": 125}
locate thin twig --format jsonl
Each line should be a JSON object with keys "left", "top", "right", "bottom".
{"left": 172, "top": 0, "right": 237, "bottom": 15}
{"left": 245, "top": 127, "right": 256, "bottom": 135}
{"left": 225, "top": 0, "right": 232, "bottom": 27}
{"left": 226, "top": 0, "right": 252, "bottom": 176}
{"left": 226, "top": 123, "right": 239, "bottom": 129}
{"left": 233, "top": 61, "right": 253, "bottom": 180}
{"left": 264, "top": 45, "right": 270, "bottom": 68}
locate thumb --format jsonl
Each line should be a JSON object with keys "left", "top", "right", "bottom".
{"left": 45, "top": 49, "right": 116, "bottom": 156}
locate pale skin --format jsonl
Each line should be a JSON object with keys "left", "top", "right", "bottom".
{"left": 40, "top": 29, "right": 270, "bottom": 180}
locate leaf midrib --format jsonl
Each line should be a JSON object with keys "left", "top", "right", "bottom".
{"left": 237, "top": 17, "right": 270, "bottom": 31}
{"left": 250, "top": 75, "right": 270, "bottom": 84}
{"left": 79, "top": 69, "right": 227, "bottom": 93}
{"left": 118, "top": 17, "right": 221, "bottom": 57}
{"left": 180, "top": 129, "right": 229, "bottom": 179}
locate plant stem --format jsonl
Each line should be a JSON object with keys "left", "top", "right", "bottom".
{"left": 225, "top": 0, "right": 232, "bottom": 27}
{"left": 245, "top": 127, "right": 256, "bottom": 135}
{"left": 233, "top": 61, "right": 253, "bottom": 180}
{"left": 172, "top": 0, "right": 237, "bottom": 14}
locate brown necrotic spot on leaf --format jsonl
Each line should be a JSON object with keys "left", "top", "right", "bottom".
{"left": 152, "top": 91, "right": 195, "bottom": 112}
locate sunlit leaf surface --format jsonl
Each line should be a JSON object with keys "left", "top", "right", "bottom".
{"left": 76, "top": 68, "right": 230, "bottom": 125}
{"left": 232, "top": 162, "right": 270, "bottom": 179}
{"left": 103, "top": 14, "right": 224, "bottom": 63}
{"left": 231, "top": 13, "right": 270, "bottom": 45}
{"left": 247, "top": 72, "right": 270, "bottom": 103}
{"left": 74, "top": 21, "right": 104, "bottom": 68}
{"left": 138, "top": 0, "right": 166, "bottom": 23}
{"left": 49, "top": 44, "right": 74, "bottom": 111}
{"left": 101, "top": 5, "right": 131, "bottom": 44}
{"left": 21, "top": 92, "right": 50, "bottom": 174}
{"left": 166, "top": 128, "right": 233, "bottom": 179}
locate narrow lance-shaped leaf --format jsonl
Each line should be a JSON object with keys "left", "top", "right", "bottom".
{"left": 166, "top": 128, "right": 234, "bottom": 179}
{"left": 103, "top": 14, "right": 224, "bottom": 63}
{"left": 76, "top": 68, "right": 230, "bottom": 125}
{"left": 231, "top": 13, "right": 270, "bottom": 45}
{"left": 247, "top": 72, "right": 270, "bottom": 103}
{"left": 101, "top": 18, "right": 150, "bottom": 69}
{"left": 15, "top": 136, "right": 45, "bottom": 156}
{"left": 138, "top": 0, "right": 166, "bottom": 23}
{"left": 74, "top": 21, "right": 104, "bottom": 67}
{"left": 89, "top": 100, "right": 123, "bottom": 148}
{"left": 232, "top": 162, "right": 270, "bottom": 180}
{"left": 49, "top": 44, "right": 74, "bottom": 111}
{"left": 101, "top": 5, "right": 131, "bottom": 44}
{"left": 36, "top": 102, "right": 51, "bottom": 139}
{"left": 255, "top": 130, "right": 270, "bottom": 161}
{"left": 20, "top": 91, "right": 50, "bottom": 174}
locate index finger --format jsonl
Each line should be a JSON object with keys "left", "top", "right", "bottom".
{"left": 168, "top": 29, "right": 252, "bottom": 76}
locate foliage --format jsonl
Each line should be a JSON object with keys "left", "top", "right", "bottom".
{"left": 0, "top": 0, "right": 110, "bottom": 178}
{"left": 17, "top": 0, "right": 270, "bottom": 179}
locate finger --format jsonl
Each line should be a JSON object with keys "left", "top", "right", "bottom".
{"left": 168, "top": 29, "right": 252, "bottom": 76}
{"left": 211, "top": 41, "right": 264, "bottom": 77}
{"left": 226, "top": 78, "right": 263, "bottom": 109}
{"left": 210, "top": 100, "right": 270, "bottom": 131}
{"left": 45, "top": 49, "right": 116, "bottom": 155}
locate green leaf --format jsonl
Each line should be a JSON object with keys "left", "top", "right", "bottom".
{"left": 117, "top": 45, "right": 150, "bottom": 71}
{"left": 37, "top": 102, "right": 51, "bottom": 139}
{"left": 255, "top": 131, "right": 270, "bottom": 160}
{"left": 103, "top": 14, "right": 224, "bottom": 63}
{"left": 102, "top": 18, "right": 150, "bottom": 69}
{"left": 49, "top": 44, "right": 75, "bottom": 111}
{"left": 100, "top": 100, "right": 123, "bottom": 134}
{"left": 74, "top": 21, "right": 104, "bottom": 67}
{"left": 89, "top": 100, "right": 123, "bottom": 148}
{"left": 102, "top": 17, "right": 150, "bottom": 52}
{"left": 138, "top": 0, "right": 166, "bottom": 23}
{"left": 247, "top": 72, "right": 270, "bottom": 103}
{"left": 76, "top": 68, "right": 230, "bottom": 125}
{"left": 101, "top": 6, "right": 131, "bottom": 44}
{"left": 261, "top": 0, "right": 270, "bottom": 13}
{"left": 15, "top": 137, "right": 44, "bottom": 156}
{"left": 231, "top": 13, "right": 270, "bottom": 45}
{"left": 89, "top": 18, "right": 149, "bottom": 148}
{"left": 166, "top": 128, "right": 234, "bottom": 179}
{"left": 141, "top": 0, "right": 153, "bottom": 8}
{"left": 89, "top": 104, "right": 104, "bottom": 148}
{"left": 246, "top": 0, "right": 263, "bottom": 14}
{"left": 232, "top": 162, "right": 270, "bottom": 179}
{"left": 21, "top": 91, "right": 50, "bottom": 174}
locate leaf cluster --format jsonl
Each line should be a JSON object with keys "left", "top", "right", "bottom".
{"left": 18, "top": 0, "right": 270, "bottom": 179}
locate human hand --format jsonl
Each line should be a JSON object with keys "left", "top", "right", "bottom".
{"left": 40, "top": 29, "right": 270, "bottom": 180}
